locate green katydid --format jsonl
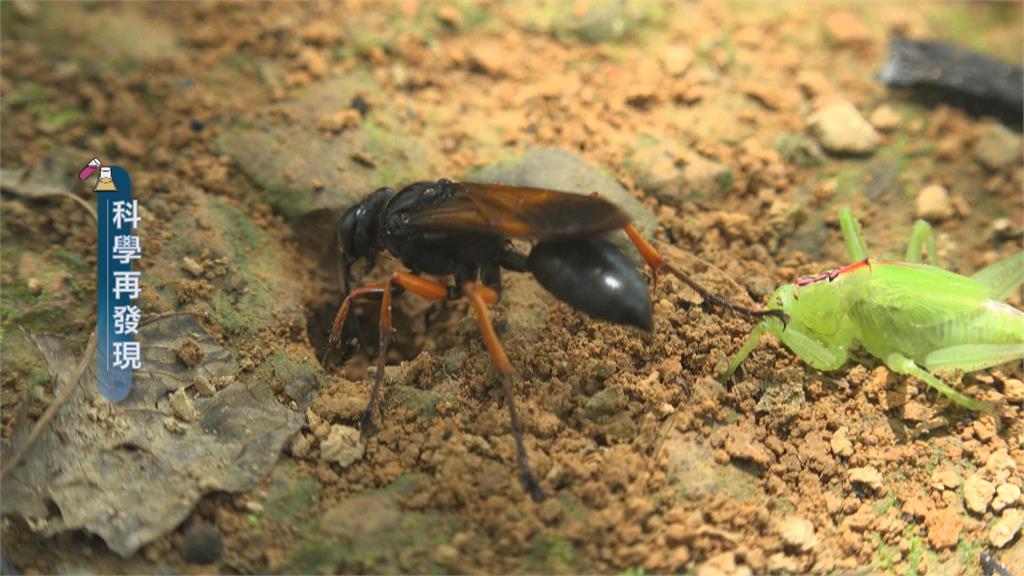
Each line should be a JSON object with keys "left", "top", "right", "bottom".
{"left": 720, "top": 208, "right": 1024, "bottom": 410}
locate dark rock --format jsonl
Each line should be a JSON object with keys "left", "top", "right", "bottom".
{"left": 878, "top": 37, "right": 1023, "bottom": 128}
{"left": 182, "top": 523, "right": 223, "bottom": 565}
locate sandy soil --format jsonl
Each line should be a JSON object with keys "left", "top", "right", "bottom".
{"left": 1, "top": 2, "right": 1022, "bottom": 574}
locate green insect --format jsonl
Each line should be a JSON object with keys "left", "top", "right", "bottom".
{"left": 720, "top": 208, "right": 1024, "bottom": 410}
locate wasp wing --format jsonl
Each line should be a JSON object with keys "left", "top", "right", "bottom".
{"left": 404, "top": 182, "right": 631, "bottom": 240}
{"left": 861, "top": 262, "right": 990, "bottom": 329}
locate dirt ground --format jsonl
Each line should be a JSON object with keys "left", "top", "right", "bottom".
{"left": 1, "top": 1, "right": 1023, "bottom": 574}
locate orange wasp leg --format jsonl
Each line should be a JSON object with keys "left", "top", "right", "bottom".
{"left": 623, "top": 224, "right": 786, "bottom": 323}
{"left": 329, "top": 271, "right": 449, "bottom": 439}
{"left": 463, "top": 281, "right": 546, "bottom": 502}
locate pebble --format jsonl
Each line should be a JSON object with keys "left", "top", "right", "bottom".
{"left": 869, "top": 105, "right": 901, "bottom": 131}
{"left": 194, "top": 374, "right": 215, "bottom": 396}
{"left": 993, "top": 484, "right": 1022, "bottom": 512}
{"left": 320, "top": 424, "right": 364, "bottom": 468}
{"left": 181, "top": 523, "right": 223, "bottom": 565}
{"left": 964, "top": 474, "right": 995, "bottom": 514}
{"left": 925, "top": 507, "right": 963, "bottom": 549}
{"left": 930, "top": 467, "right": 961, "bottom": 491}
{"left": 974, "top": 124, "right": 1022, "bottom": 171}
{"left": 169, "top": 388, "right": 200, "bottom": 422}
{"left": 585, "top": 386, "right": 627, "bottom": 420}
{"left": 796, "top": 70, "right": 834, "bottom": 97}
{"left": 824, "top": 11, "right": 872, "bottom": 46}
{"left": 1003, "top": 378, "right": 1024, "bottom": 403}
{"left": 915, "top": 184, "right": 954, "bottom": 222}
{"left": 434, "top": 543, "right": 460, "bottom": 566}
{"left": 724, "top": 428, "right": 774, "bottom": 466}
{"left": 682, "top": 154, "right": 732, "bottom": 203}
{"left": 435, "top": 4, "right": 463, "bottom": 28}
{"left": 830, "top": 426, "right": 854, "bottom": 457}
{"left": 849, "top": 466, "right": 883, "bottom": 491}
{"left": 778, "top": 516, "right": 818, "bottom": 551}
{"left": 176, "top": 338, "right": 205, "bottom": 368}
{"left": 290, "top": 433, "right": 312, "bottom": 458}
{"left": 986, "top": 449, "right": 1018, "bottom": 482}
{"left": 299, "top": 47, "right": 328, "bottom": 78}
{"left": 660, "top": 45, "right": 695, "bottom": 76}
{"left": 989, "top": 509, "right": 1023, "bottom": 548}
{"left": 808, "top": 101, "right": 880, "bottom": 155}
{"left": 182, "top": 256, "right": 204, "bottom": 277}
{"left": 469, "top": 40, "right": 508, "bottom": 76}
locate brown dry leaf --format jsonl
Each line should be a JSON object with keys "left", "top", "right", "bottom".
{"left": 0, "top": 314, "right": 303, "bottom": 556}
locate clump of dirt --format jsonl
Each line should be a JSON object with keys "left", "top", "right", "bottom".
{"left": 2, "top": 2, "right": 1022, "bottom": 575}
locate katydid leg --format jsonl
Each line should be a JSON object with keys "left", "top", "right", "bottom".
{"left": 838, "top": 208, "right": 870, "bottom": 262}
{"left": 885, "top": 352, "right": 992, "bottom": 411}
{"left": 904, "top": 219, "right": 938, "bottom": 264}
{"left": 720, "top": 323, "right": 768, "bottom": 381}
{"left": 721, "top": 318, "right": 848, "bottom": 380}
{"left": 924, "top": 343, "right": 1024, "bottom": 373}
{"left": 972, "top": 252, "right": 1024, "bottom": 301}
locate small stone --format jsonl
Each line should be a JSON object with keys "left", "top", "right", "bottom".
{"left": 661, "top": 45, "right": 694, "bottom": 76}
{"left": 585, "top": 386, "right": 627, "bottom": 420}
{"left": 796, "top": 70, "right": 834, "bottom": 97}
{"left": 1003, "top": 378, "right": 1024, "bottom": 403}
{"left": 902, "top": 400, "right": 934, "bottom": 422}
{"left": 931, "top": 467, "right": 961, "bottom": 491}
{"left": 778, "top": 515, "right": 818, "bottom": 551}
{"left": 824, "top": 11, "right": 872, "bottom": 47}
{"left": 194, "top": 374, "right": 215, "bottom": 396}
{"left": 742, "top": 83, "right": 802, "bottom": 111}
{"left": 964, "top": 474, "right": 996, "bottom": 514}
{"left": 766, "top": 553, "right": 800, "bottom": 573}
{"left": 849, "top": 466, "right": 883, "bottom": 491}
{"left": 630, "top": 144, "right": 679, "bottom": 194}
{"left": 435, "top": 5, "right": 463, "bottom": 28}
{"left": 683, "top": 154, "right": 732, "bottom": 201}
{"left": 163, "top": 417, "right": 187, "bottom": 434}
{"left": 290, "top": 433, "right": 312, "bottom": 458}
{"left": 808, "top": 101, "right": 880, "bottom": 156}
{"left": 182, "top": 523, "right": 223, "bottom": 565}
{"left": 990, "top": 509, "right": 1024, "bottom": 548}
{"left": 177, "top": 339, "right": 205, "bottom": 368}
{"left": 244, "top": 501, "right": 264, "bottom": 514}
{"left": 830, "top": 426, "right": 854, "bottom": 457}
{"left": 915, "top": 184, "right": 954, "bottom": 222}
{"left": 869, "top": 105, "right": 901, "bottom": 132}
{"left": 469, "top": 41, "right": 507, "bottom": 76}
{"left": 169, "top": 388, "right": 200, "bottom": 422}
{"left": 433, "top": 543, "right": 459, "bottom": 566}
{"left": 724, "top": 427, "right": 773, "bottom": 466}
{"left": 299, "top": 47, "right": 328, "bottom": 77}
{"left": 182, "top": 256, "right": 204, "bottom": 276}
{"left": 986, "top": 449, "right": 1017, "bottom": 476}
{"left": 925, "top": 507, "right": 963, "bottom": 549}
{"left": 320, "top": 425, "right": 364, "bottom": 468}
{"left": 317, "top": 109, "right": 361, "bottom": 134}
{"left": 974, "top": 124, "right": 1022, "bottom": 171}
{"left": 993, "top": 484, "right": 1022, "bottom": 512}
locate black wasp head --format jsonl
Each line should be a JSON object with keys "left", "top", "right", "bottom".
{"left": 337, "top": 187, "right": 395, "bottom": 289}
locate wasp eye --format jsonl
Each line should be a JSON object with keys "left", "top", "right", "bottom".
{"left": 337, "top": 204, "right": 361, "bottom": 258}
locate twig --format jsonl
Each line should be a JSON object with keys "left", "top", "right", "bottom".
{"left": 1, "top": 331, "right": 96, "bottom": 481}
{"left": 61, "top": 191, "right": 97, "bottom": 222}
